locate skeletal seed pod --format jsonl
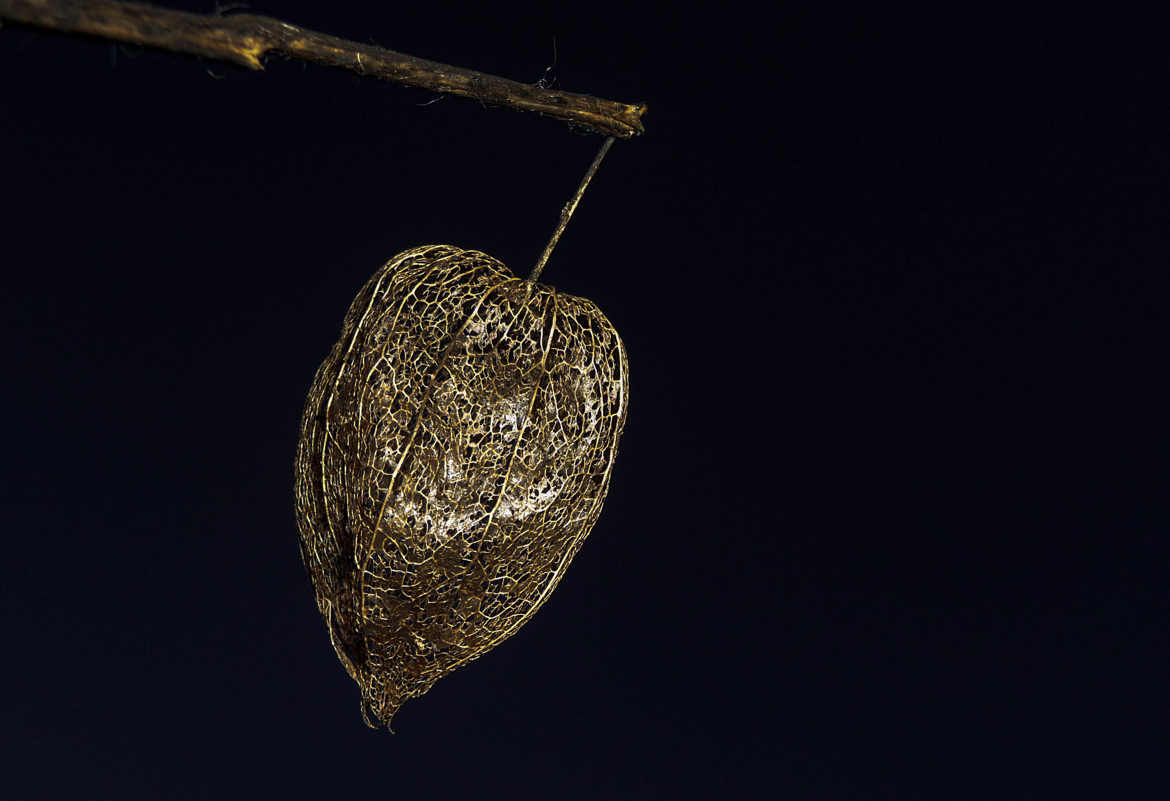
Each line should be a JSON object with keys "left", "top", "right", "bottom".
{"left": 294, "top": 244, "right": 628, "bottom": 728}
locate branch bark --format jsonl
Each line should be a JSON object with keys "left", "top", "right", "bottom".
{"left": 0, "top": 0, "right": 647, "bottom": 138}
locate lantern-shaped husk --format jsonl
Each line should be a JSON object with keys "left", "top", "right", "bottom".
{"left": 294, "top": 244, "right": 628, "bottom": 728}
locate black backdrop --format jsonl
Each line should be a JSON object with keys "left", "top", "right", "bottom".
{"left": 3, "top": 4, "right": 1167, "bottom": 799}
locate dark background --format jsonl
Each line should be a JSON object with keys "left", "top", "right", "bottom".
{"left": 2, "top": 3, "right": 1167, "bottom": 799}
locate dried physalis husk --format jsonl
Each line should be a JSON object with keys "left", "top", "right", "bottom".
{"left": 294, "top": 244, "right": 628, "bottom": 729}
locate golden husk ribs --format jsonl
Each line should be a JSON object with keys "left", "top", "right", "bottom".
{"left": 294, "top": 245, "right": 628, "bottom": 728}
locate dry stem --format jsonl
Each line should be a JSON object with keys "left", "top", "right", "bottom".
{"left": 530, "top": 136, "right": 615, "bottom": 282}
{"left": 0, "top": 0, "right": 647, "bottom": 138}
